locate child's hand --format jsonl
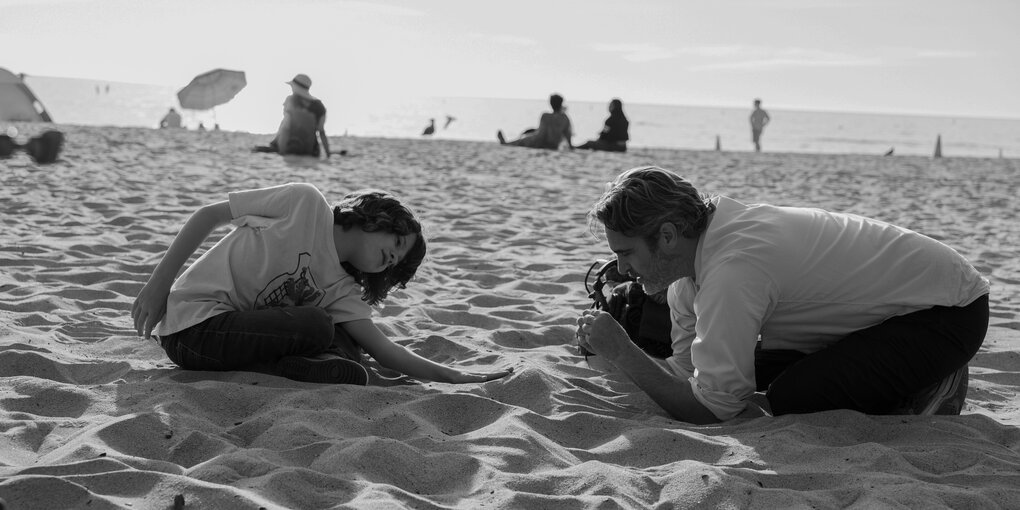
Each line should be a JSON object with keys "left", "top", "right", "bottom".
{"left": 448, "top": 366, "right": 514, "bottom": 384}
{"left": 132, "top": 277, "right": 172, "bottom": 339}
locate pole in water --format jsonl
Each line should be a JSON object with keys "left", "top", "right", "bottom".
{"left": 934, "top": 134, "right": 942, "bottom": 158}
{"left": 715, "top": 135, "right": 721, "bottom": 151}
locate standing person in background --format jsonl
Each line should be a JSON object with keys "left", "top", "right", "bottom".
{"left": 159, "top": 108, "right": 182, "bottom": 129}
{"left": 577, "top": 98, "right": 629, "bottom": 152}
{"left": 750, "top": 98, "right": 770, "bottom": 152}
{"left": 497, "top": 93, "right": 573, "bottom": 150}
{"left": 254, "top": 74, "right": 332, "bottom": 158}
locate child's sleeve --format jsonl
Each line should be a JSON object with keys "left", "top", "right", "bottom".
{"left": 228, "top": 183, "right": 322, "bottom": 228}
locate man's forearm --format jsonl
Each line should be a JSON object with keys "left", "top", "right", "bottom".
{"left": 614, "top": 346, "right": 720, "bottom": 424}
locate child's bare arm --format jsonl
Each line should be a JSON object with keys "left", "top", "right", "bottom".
{"left": 341, "top": 319, "right": 512, "bottom": 383}
{"left": 132, "top": 201, "right": 232, "bottom": 338}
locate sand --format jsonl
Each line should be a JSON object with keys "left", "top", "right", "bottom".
{"left": 1, "top": 124, "right": 1018, "bottom": 509}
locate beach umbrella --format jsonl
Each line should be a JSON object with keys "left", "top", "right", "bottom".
{"left": 176, "top": 68, "right": 246, "bottom": 111}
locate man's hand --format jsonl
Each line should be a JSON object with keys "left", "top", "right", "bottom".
{"left": 576, "top": 309, "right": 633, "bottom": 361}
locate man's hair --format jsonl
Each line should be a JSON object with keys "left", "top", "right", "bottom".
{"left": 550, "top": 94, "right": 564, "bottom": 111}
{"left": 333, "top": 190, "right": 426, "bottom": 305}
{"left": 588, "top": 166, "right": 716, "bottom": 245}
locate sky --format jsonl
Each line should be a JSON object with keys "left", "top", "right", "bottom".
{"left": 2, "top": 0, "right": 1018, "bottom": 119}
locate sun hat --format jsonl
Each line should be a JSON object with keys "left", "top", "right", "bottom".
{"left": 287, "top": 74, "right": 315, "bottom": 99}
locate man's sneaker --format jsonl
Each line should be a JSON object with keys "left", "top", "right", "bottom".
{"left": 912, "top": 364, "right": 969, "bottom": 416}
{"left": 277, "top": 353, "right": 369, "bottom": 385}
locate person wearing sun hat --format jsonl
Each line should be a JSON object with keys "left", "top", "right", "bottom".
{"left": 254, "top": 73, "right": 333, "bottom": 157}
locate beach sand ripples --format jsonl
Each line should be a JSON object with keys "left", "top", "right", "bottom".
{"left": 1, "top": 125, "right": 1018, "bottom": 508}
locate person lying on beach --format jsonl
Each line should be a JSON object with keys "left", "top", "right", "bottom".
{"left": 576, "top": 98, "right": 629, "bottom": 153}
{"left": 576, "top": 166, "right": 989, "bottom": 424}
{"left": 253, "top": 74, "right": 334, "bottom": 158}
{"left": 497, "top": 93, "right": 573, "bottom": 150}
{"left": 132, "top": 182, "right": 512, "bottom": 385}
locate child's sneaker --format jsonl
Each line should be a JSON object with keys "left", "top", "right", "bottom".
{"left": 277, "top": 353, "right": 369, "bottom": 385}
{"left": 912, "top": 364, "right": 969, "bottom": 416}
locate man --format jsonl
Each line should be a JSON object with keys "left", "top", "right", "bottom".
{"left": 750, "top": 98, "right": 770, "bottom": 152}
{"left": 255, "top": 74, "right": 332, "bottom": 157}
{"left": 497, "top": 93, "right": 573, "bottom": 150}
{"left": 577, "top": 166, "right": 989, "bottom": 424}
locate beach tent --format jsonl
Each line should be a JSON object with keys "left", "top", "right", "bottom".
{"left": 0, "top": 68, "right": 53, "bottom": 122}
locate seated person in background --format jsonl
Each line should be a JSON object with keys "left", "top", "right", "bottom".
{"left": 159, "top": 108, "right": 182, "bottom": 129}
{"left": 497, "top": 93, "right": 573, "bottom": 150}
{"left": 254, "top": 74, "right": 332, "bottom": 158}
{"left": 577, "top": 98, "right": 629, "bottom": 152}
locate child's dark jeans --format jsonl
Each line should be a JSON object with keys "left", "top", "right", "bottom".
{"left": 159, "top": 306, "right": 360, "bottom": 371}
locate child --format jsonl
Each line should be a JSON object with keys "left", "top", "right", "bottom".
{"left": 132, "top": 182, "right": 512, "bottom": 385}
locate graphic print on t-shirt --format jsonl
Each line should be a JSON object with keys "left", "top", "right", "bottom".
{"left": 254, "top": 252, "right": 325, "bottom": 309}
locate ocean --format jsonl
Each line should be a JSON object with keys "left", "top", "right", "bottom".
{"left": 18, "top": 74, "right": 1020, "bottom": 158}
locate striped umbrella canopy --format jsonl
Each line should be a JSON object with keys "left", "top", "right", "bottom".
{"left": 176, "top": 69, "right": 246, "bottom": 110}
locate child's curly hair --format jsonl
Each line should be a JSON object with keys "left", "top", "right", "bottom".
{"left": 333, "top": 189, "right": 426, "bottom": 305}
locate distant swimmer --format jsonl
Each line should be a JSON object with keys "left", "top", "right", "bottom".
{"left": 422, "top": 119, "right": 436, "bottom": 136}
{"left": 444, "top": 115, "right": 456, "bottom": 129}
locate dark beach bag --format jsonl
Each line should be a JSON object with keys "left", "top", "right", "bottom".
{"left": 584, "top": 259, "right": 673, "bottom": 359}
{"left": 24, "top": 130, "right": 64, "bottom": 164}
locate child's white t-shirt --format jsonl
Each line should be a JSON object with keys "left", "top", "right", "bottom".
{"left": 154, "top": 182, "right": 371, "bottom": 337}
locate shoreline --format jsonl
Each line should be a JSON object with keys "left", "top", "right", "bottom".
{"left": 7, "top": 121, "right": 1018, "bottom": 161}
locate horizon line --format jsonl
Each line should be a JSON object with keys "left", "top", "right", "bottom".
{"left": 19, "top": 71, "right": 1020, "bottom": 123}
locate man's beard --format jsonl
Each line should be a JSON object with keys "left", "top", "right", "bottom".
{"left": 637, "top": 249, "right": 684, "bottom": 295}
